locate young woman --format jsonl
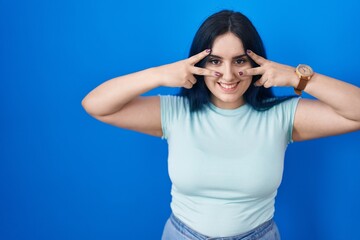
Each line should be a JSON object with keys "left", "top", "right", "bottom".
{"left": 82, "top": 10, "right": 360, "bottom": 240}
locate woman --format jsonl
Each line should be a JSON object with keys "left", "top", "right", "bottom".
{"left": 82, "top": 10, "right": 360, "bottom": 240}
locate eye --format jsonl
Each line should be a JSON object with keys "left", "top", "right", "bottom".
{"left": 208, "top": 59, "right": 221, "bottom": 65}
{"left": 235, "top": 58, "right": 247, "bottom": 65}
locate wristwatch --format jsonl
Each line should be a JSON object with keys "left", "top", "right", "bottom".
{"left": 294, "top": 64, "right": 314, "bottom": 95}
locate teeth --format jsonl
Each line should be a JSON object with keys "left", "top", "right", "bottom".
{"left": 219, "top": 82, "right": 237, "bottom": 89}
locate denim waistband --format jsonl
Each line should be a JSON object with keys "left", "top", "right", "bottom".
{"left": 170, "top": 214, "right": 274, "bottom": 240}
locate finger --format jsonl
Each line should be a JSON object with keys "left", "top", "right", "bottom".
{"left": 263, "top": 80, "right": 272, "bottom": 88}
{"left": 240, "top": 66, "right": 264, "bottom": 76}
{"left": 246, "top": 50, "right": 267, "bottom": 66}
{"left": 183, "top": 80, "right": 193, "bottom": 89}
{"left": 188, "top": 76, "right": 197, "bottom": 85}
{"left": 254, "top": 77, "right": 272, "bottom": 87}
{"left": 254, "top": 76, "right": 266, "bottom": 87}
{"left": 192, "top": 66, "right": 221, "bottom": 77}
{"left": 188, "top": 49, "right": 211, "bottom": 65}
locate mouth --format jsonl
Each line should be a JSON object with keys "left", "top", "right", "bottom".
{"left": 217, "top": 81, "right": 240, "bottom": 92}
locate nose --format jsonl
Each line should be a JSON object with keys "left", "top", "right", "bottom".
{"left": 220, "top": 63, "right": 236, "bottom": 82}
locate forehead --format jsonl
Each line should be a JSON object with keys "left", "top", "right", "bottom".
{"left": 211, "top": 32, "right": 245, "bottom": 56}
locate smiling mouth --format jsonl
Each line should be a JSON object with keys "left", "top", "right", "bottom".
{"left": 218, "top": 82, "right": 240, "bottom": 91}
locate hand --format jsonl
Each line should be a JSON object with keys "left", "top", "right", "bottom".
{"left": 241, "top": 50, "right": 299, "bottom": 88}
{"left": 156, "top": 49, "right": 221, "bottom": 89}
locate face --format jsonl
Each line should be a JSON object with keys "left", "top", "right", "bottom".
{"left": 204, "top": 32, "right": 252, "bottom": 109}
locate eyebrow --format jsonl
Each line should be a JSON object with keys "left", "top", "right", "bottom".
{"left": 208, "top": 53, "right": 248, "bottom": 59}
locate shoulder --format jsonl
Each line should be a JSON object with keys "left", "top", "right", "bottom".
{"left": 160, "top": 95, "right": 190, "bottom": 112}
{"left": 250, "top": 97, "right": 300, "bottom": 143}
{"left": 159, "top": 95, "right": 193, "bottom": 139}
{"left": 159, "top": 95, "right": 192, "bottom": 126}
{"left": 160, "top": 95, "right": 187, "bottom": 104}
{"left": 265, "top": 97, "right": 300, "bottom": 117}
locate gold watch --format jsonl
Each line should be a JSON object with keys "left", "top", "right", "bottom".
{"left": 294, "top": 64, "right": 314, "bottom": 95}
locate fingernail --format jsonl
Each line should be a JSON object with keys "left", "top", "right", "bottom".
{"left": 206, "top": 49, "right": 211, "bottom": 53}
{"left": 239, "top": 71, "right": 243, "bottom": 76}
{"left": 246, "top": 49, "right": 252, "bottom": 54}
{"left": 214, "top": 71, "right": 221, "bottom": 77}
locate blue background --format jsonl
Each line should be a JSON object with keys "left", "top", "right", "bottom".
{"left": 1, "top": 0, "right": 359, "bottom": 239}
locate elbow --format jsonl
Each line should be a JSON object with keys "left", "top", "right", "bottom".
{"left": 81, "top": 97, "right": 91, "bottom": 115}
{"left": 81, "top": 95, "right": 98, "bottom": 117}
{"left": 81, "top": 95, "right": 111, "bottom": 118}
{"left": 81, "top": 97, "right": 89, "bottom": 112}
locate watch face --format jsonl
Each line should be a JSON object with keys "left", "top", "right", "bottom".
{"left": 297, "top": 64, "right": 314, "bottom": 77}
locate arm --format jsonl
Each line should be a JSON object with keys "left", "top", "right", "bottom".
{"left": 242, "top": 50, "right": 360, "bottom": 141}
{"left": 292, "top": 74, "right": 360, "bottom": 141}
{"left": 81, "top": 49, "right": 218, "bottom": 137}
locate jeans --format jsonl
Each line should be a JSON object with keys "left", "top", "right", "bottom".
{"left": 161, "top": 214, "right": 281, "bottom": 240}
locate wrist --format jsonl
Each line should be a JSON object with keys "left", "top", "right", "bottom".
{"left": 145, "top": 67, "right": 165, "bottom": 88}
{"left": 290, "top": 71, "right": 300, "bottom": 88}
{"left": 293, "top": 64, "right": 314, "bottom": 95}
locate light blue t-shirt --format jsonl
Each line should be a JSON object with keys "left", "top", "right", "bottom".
{"left": 160, "top": 95, "right": 300, "bottom": 237}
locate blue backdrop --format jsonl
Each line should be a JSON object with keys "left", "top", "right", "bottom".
{"left": 1, "top": 0, "right": 359, "bottom": 239}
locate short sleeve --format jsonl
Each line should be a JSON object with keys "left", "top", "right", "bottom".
{"left": 160, "top": 95, "right": 188, "bottom": 140}
{"left": 277, "top": 97, "right": 301, "bottom": 143}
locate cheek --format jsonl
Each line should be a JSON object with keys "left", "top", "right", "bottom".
{"left": 204, "top": 76, "right": 216, "bottom": 88}
{"left": 243, "top": 79, "right": 253, "bottom": 90}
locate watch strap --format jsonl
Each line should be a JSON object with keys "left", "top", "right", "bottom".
{"left": 294, "top": 76, "right": 309, "bottom": 95}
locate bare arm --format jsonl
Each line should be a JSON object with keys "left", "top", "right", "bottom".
{"left": 242, "top": 50, "right": 360, "bottom": 141}
{"left": 82, "top": 49, "right": 218, "bottom": 136}
{"left": 292, "top": 74, "right": 360, "bottom": 141}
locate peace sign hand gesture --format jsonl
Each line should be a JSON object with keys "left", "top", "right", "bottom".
{"left": 156, "top": 49, "right": 221, "bottom": 89}
{"left": 241, "top": 50, "right": 299, "bottom": 89}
